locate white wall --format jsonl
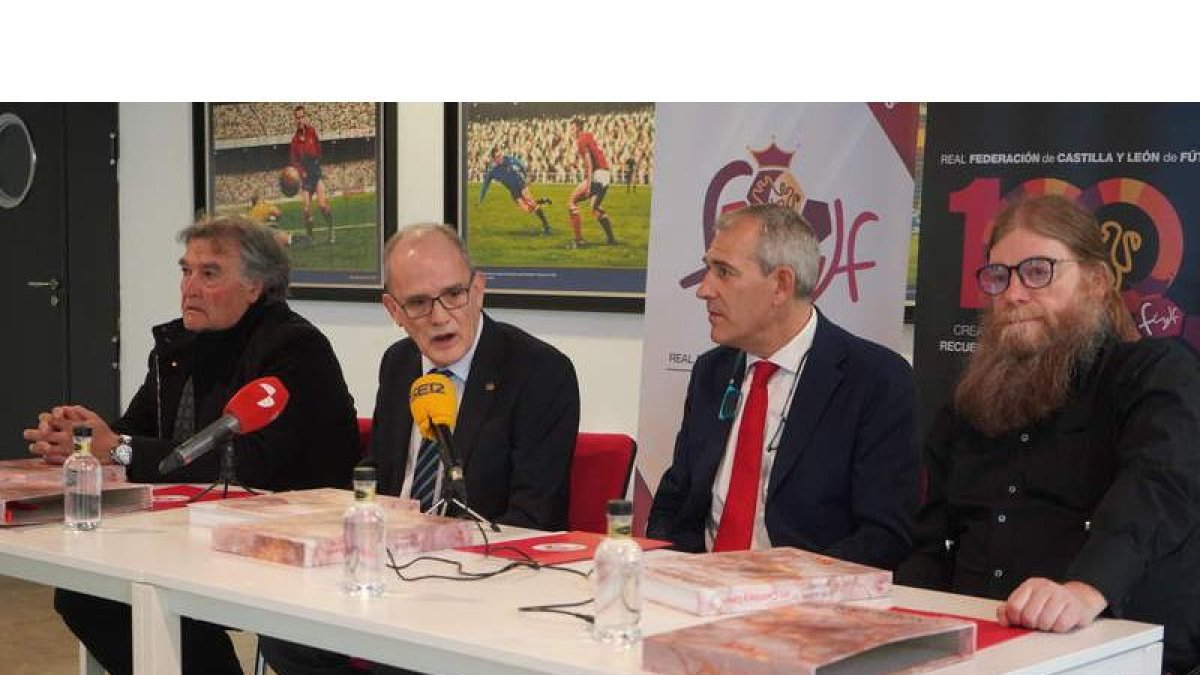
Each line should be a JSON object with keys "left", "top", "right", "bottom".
{"left": 117, "top": 103, "right": 912, "bottom": 439}
{"left": 117, "top": 103, "right": 646, "bottom": 435}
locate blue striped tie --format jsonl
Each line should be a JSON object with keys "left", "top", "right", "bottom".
{"left": 411, "top": 369, "right": 451, "bottom": 512}
{"left": 411, "top": 438, "right": 440, "bottom": 513}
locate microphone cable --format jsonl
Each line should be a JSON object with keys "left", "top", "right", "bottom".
{"left": 384, "top": 519, "right": 589, "bottom": 583}
{"left": 382, "top": 519, "right": 598, "bottom": 624}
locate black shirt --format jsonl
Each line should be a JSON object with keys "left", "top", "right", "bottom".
{"left": 898, "top": 337, "right": 1200, "bottom": 673}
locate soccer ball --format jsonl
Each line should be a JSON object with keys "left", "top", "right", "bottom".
{"left": 279, "top": 166, "right": 302, "bottom": 197}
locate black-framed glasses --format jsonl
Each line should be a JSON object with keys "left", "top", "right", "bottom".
{"left": 395, "top": 271, "right": 476, "bottom": 319}
{"left": 975, "top": 257, "right": 1078, "bottom": 296}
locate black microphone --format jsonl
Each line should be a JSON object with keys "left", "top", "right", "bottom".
{"left": 427, "top": 414, "right": 466, "bottom": 500}
{"left": 158, "top": 377, "right": 289, "bottom": 475}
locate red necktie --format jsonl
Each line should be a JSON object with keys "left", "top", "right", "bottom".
{"left": 714, "top": 359, "right": 779, "bottom": 552}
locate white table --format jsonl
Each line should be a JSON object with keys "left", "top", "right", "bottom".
{"left": 0, "top": 508, "right": 1163, "bottom": 675}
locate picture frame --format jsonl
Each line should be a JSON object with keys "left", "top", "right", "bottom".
{"left": 193, "top": 102, "right": 397, "bottom": 302}
{"left": 445, "top": 102, "right": 654, "bottom": 313}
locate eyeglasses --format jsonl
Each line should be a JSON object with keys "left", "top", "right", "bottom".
{"left": 975, "top": 257, "right": 1078, "bottom": 296}
{"left": 394, "top": 272, "right": 475, "bottom": 319}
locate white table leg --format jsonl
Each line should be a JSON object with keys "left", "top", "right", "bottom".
{"left": 131, "top": 582, "right": 181, "bottom": 675}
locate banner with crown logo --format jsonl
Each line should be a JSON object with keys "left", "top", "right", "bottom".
{"left": 634, "top": 103, "right": 917, "bottom": 529}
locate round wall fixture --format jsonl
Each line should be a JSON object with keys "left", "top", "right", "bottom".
{"left": 0, "top": 112, "right": 37, "bottom": 209}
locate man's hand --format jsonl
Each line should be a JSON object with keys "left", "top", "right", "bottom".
{"left": 997, "top": 578, "right": 1108, "bottom": 632}
{"left": 23, "top": 406, "right": 118, "bottom": 465}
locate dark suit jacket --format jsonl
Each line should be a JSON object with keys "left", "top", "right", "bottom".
{"left": 370, "top": 314, "right": 580, "bottom": 531}
{"left": 647, "top": 311, "right": 918, "bottom": 570}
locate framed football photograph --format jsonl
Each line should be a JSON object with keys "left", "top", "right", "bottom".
{"left": 193, "top": 102, "right": 397, "bottom": 301}
{"left": 446, "top": 102, "right": 655, "bottom": 313}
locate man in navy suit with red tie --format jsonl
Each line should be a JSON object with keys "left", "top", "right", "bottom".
{"left": 647, "top": 203, "right": 918, "bottom": 570}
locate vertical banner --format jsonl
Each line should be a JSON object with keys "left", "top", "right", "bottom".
{"left": 914, "top": 103, "right": 1200, "bottom": 435}
{"left": 635, "top": 103, "right": 917, "bottom": 529}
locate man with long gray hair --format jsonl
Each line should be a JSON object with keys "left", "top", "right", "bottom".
{"left": 648, "top": 202, "right": 918, "bottom": 570}
{"left": 24, "top": 214, "right": 360, "bottom": 675}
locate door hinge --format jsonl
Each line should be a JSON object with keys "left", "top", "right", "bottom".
{"left": 108, "top": 130, "right": 118, "bottom": 167}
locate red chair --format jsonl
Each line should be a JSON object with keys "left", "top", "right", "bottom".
{"left": 568, "top": 433, "right": 638, "bottom": 533}
{"left": 356, "top": 417, "right": 373, "bottom": 456}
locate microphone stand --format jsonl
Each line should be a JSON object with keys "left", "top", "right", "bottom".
{"left": 188, "top": 440, "right": 259, "bottom": 502}
{"left": 428, "top": 472, "right": 500, "bottom": 533}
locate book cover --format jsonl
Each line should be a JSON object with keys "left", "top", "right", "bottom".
{"left": 0, "top": 457, "right": 128, "bottom": 484}
{"left": 187, "top": 487, "right": 418, "bottom": 526}
{"left": 643, "top": 603, "right": 975, "bottom": 675}
{"left": 210, "top": 508, "right": 475, "bottom": 567}
{"left": 0, "top": 474, "right": 153, "bottom": 527}
{"left": 457, "top": 530, "right": 672, "bottom": 566}
{"left": 644, "top": 547, "right": 891, "bottom": 616}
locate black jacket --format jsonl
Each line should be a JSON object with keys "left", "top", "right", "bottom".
{"left": 369, "top": 315, "right": 579, "bottom": 531}
{"left": 898, "top": 337, "right": 1200, "bottom": 673}
{"left": 115, "top": 300, "right": 360, "bottom": 492}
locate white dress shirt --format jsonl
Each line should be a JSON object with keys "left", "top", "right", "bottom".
{"left": 706, "top": 310, "right": 817, "bottom": 551}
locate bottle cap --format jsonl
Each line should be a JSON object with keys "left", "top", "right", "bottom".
{"left": 73, "top": 426, "right": 93, "bottom": 438}
{"left": 353, "top": 465, "right": 377, "bottom": 482}
{"left": 606, "top": 499, "right": 632, "bottom": 516}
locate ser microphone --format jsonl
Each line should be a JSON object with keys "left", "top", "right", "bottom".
{"left": 408, "top": 372, "right": 464, "bottom": 492}
{"left": 158, "top": 376, "right": 289, "bottom": 475}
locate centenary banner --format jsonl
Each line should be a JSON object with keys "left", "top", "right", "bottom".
{"left": 914, "top": 103, "right": 1200, "bottom": 436}
{"left": 634, "top": 103, "right": 918, "bottom": 529}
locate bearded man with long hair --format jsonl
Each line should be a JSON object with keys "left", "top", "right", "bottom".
{"left": 898, "top": 195, "right": 1200, "bottom": 674}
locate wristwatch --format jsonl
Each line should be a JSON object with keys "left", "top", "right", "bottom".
{"left": 110, "top": 435, "right": 133, "bottom": 466}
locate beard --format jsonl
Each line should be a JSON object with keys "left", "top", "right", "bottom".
{"left": 955, "top": 298, "right": 1111, "bottom": 437}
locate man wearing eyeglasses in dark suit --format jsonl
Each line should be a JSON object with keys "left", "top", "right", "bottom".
{"left": 646, "top": 203, "right": 918, "bottom": 571}
{"left": 897, "top": 195, "right": 1200, "bottom": 674}
{"left": 259, "top": 223, "right": 580, "bottom": 675}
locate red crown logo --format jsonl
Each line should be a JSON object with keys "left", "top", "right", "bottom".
{"left": 749, "top": 142, "right": 796, "bottom": 169}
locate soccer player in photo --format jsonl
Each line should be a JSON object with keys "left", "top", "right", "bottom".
{"left": 289, "top": 105, "right": 335, "bottom": 244}
{"left": 479, "top": 148, "right": 553, "bottom": 235}
{"left": 568, "top": 117, "right": 617, "bottom": 248}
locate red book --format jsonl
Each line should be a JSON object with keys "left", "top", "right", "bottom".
{"left": 457, "top": 531, "right": 672, "bottom": 565}
{"left": 211, "top": 508, "right": 474, "bottom": 567}
{"left": 0, "top": 458, "right": 151, "bottom": 526}
{"left": 644, "top": 547, "right": 891, "bottom": 616}
{"left": 643, "top": 603, "right": 975, "bottom": 675}
{"left": 186, "top": 487, "right": 417, "bottom": 527}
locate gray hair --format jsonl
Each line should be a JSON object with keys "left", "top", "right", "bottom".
{"left": 178, "top": 215, "right": 290, "bottom": 302}
{"left": 715, "top": 203, "right": 819, "bottom": 298}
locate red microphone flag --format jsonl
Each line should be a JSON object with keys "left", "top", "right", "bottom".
{"left": 223, "top": 376, "right": 289, "bottom": 433}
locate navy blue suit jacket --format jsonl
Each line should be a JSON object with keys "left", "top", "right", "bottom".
{"left": 647, "top": 312, "right": 918, "bottom": 570}
{"left": 369, "top": 315, "right": 580, "bottom": 531}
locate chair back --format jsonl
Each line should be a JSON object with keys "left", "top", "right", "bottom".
{"left": 356, "top": 418, "right": 373, "bottom": 456}
{"left": 568, "top": 433, "right": 637, "bottom": 533}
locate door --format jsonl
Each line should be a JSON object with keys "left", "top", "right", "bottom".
{"left": 0, "top": 103, "right": 119, "bottom": 459}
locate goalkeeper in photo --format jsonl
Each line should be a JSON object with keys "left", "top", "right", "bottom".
{"left": 479, "top": 148, "right": 552, "bottom": 235}
{"left": 247, "top": 193, "right": 311, "bottom": 248}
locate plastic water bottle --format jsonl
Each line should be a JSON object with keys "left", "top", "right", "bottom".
{"left": 592, "top": 499, "right": 642, "bottom": 646}
{"left": 63, "top": 426, "right": 102, "bottom": 531}
{"left": 342, "top": 465, "right": 385, "bottom": 596}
